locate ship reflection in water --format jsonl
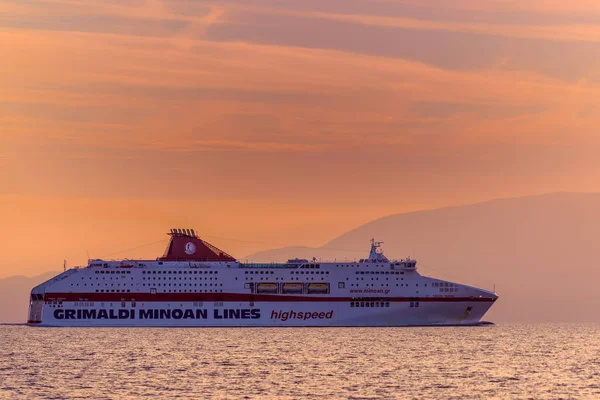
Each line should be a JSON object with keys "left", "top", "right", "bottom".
{"left": 2, "top": 324, "right": 600, "bottom": 399}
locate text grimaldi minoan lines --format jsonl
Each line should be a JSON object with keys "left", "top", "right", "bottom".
{"left": 53, "top": 308, "right": 335, "bottom": 321}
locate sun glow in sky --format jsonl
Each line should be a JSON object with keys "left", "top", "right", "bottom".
{"left": 1, "top": 0, "right": 599, "bottom": 277}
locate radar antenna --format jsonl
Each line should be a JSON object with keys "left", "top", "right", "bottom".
{"left": 368, "top": 238, "right": 389, "bottom": 262}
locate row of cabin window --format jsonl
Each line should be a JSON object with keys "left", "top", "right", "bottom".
{"left": 356, "top": 271, "right": 403, "bottom": 275}
{"left": 291, "top": 271, "right": 329, "bottom": 275}
{"left": 73, "top": 302, "right": 94, "bottom": 307}
{"left": 95, "top": 271, "right": 131, "bottom": 274}
{"left": 352, "top": 277, "right": 405, "bottom": 281}
{"left": 155, "top": 289, "right": 223, "bottom": 293}
{"left": 71, "top": 283, "right": 129, "bottom": 287}
{"left": 244, "top": 271, "right": 331, "bottom": 275}
{"left": 341, "top": 264, "right": 387, "bottom": 267}
{"left": 143, "top": 277, "right": 217, "bottom": 280}
{"left": 85, "top": 277, "right": 135, "bottom": 280}
{"left": 95, "top": 289, "right": 131, "bottom": 293}
{"left": 142, "top": 283, "right": 223, "bottom": 287}
{"left": 433, "top": 282, "right": 455, "bottom": 287}
{"left": 245, "top": 271, "right": 275, "bottom": 274}
{"left": 351, "top": 301, "right": 390, "bottom": 307}
{"left": 72, "top": 283, "right": 133, "bottom": 286}
{"left": 143, "top": 270, "right": 218, "bottom": 275}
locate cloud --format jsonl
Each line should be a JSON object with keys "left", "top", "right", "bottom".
{"left": 205, "top": 10, "right": 600, "bottom": 81}
{"left": 301, "top": 11, "right": 600, "bottom": 43}
{"left": 0, "top": 101, "right": 148, "bottom": 124}
{"left": 0, "top": 13, "right": 190, "bottom": 37}
{"left": 2, "top": 25, "right": 598, "bottom": 156}
{"left": 143, "top": 139, "right": 328, "bottom": 153}
{"left": 1, "top": 0, "right": 599, "bottom": 242}
{"left": 159, "top": 0, "right": 600, "bottom": 24}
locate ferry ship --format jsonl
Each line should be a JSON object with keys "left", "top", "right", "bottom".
{"left": 28, "top": 229, "right": 498, "bottom": 326}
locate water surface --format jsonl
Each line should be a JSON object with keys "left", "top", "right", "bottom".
{"left": 1, "top": 324, "right": 599, "bottom": 399}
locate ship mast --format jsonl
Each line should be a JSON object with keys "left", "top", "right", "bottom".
{"left": 368, "top": 238, "right": 389, "bottom": 262}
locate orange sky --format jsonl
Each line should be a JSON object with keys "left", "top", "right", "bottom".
{"left": 1, "top": 0, "right": 600, "bottom": 277}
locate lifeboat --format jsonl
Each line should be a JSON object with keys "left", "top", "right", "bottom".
{"left": 256, "top": 283, "right": 278, "bottom": 294}
{"left": 282, "top": 283, "right": 303, "bottom": 294}
{"left": 307, "top": 283, "right": 330, "bottom": 294}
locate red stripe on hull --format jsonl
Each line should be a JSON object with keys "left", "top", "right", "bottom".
{"left": 44, "top": 292, "right": 497, "bottom": 303}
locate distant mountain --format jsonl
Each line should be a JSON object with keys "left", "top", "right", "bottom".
{"left": 0, "top": 272, "right": 58, "bottom": 323}
{"left": 245, "top": 193, "right": 600, "bottom": 323}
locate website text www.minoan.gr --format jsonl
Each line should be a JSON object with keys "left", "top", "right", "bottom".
{"left": 349, "top": 289, "right": 390, "bottom": 295}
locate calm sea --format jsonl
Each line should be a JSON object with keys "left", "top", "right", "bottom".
{"left": 1, "top": 324, "right": 599, "bottom": 399}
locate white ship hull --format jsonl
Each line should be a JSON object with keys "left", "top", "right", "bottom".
{"left": 34, "top": 299, "right": 494, "bottom": 327}
{"left": 28, "top": 230, "right": 498, "bottom": 327}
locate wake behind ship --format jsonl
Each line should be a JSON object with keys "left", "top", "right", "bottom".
{"left": 28, "top": 229, "right": 498, "bottom": 326}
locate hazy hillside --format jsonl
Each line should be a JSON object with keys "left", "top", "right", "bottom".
{"left": 246, "top": 193, "right": 600, "bottom": 323}
{"left": 0, "top": 272, "right": 58, "bottom": 323}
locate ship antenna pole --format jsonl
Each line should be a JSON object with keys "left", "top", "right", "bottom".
{"left": 63, "top": 259, "right": 66, "bottom": 272}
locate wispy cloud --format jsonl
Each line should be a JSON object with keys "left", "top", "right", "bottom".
{"left": 300, "top": 11, "right": 600, "bottom": 43}
{"left": 144, "top": 139, "right": 328, "bottom": 153}
{"left": 0, "top": 0, "right": 599, "bottom": 225}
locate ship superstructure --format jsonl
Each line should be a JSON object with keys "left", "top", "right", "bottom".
{"left": 28, "top": 229, "right": 498, "bottom": 326}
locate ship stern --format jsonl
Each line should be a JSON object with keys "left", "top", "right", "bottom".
{"left": 27, "top": 290, "right": 44, "bottom": 324}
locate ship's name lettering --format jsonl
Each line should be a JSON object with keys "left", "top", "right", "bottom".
{"left": 53, "top": 308, "right": 261, "bottom": 320}
{"left": 271, "top": 310, "right": 334, "bottom": 321}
